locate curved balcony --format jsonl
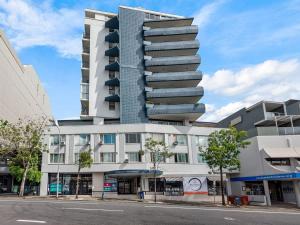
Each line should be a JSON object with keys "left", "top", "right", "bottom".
{"left": 105, "top": 61, "right": 119, "bottom": 71}
{"left": 146, "top": 87, "right": 203, "bottom": 104}
{"left": 105, "top": 31, "right": 119, "bottom": 43}
{"left": 146, "top": 71, "right": 202, "bottom": 88}
{"left": 144, "top": 25, "right": 198, "bottom": 43}
{"left": 105, "top": 78, "right": 120, "bottom": 87}
{"left": 145, "top": 55, "right": 200, "bottom": 73}
{"left": 147, "top": 103, "right": 205, "bottom": 121}
{"left": 105, "top": 16, "right": 119, "bottom": 29}
{"left": 144, "top": 40, "right": 199, "bottom": 58}
{"left": 144, "top": 18, "right": 193, "bottom": 29}
{"left": 105, "top": 94, "right": 120, "bottom": 102}
{"left": 105, "top": 45, "right": 119, "bottom": 57}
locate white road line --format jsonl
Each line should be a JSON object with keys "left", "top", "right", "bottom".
{"left": 0, "top": 200, "right": 99, "bottom": 205}
{"left": 16, "top": 219, "right": 46, "bottom": 223}
{"left": 144, "top": 205, "right": 300, "bottom": 215}
{"left": 62, "top": 207, "right": 124, "bottom": 212}
{"left": 224, "top": 217, "right": 236, "bottom": 221}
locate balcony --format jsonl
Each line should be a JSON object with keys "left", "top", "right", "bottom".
{"left": 82, "top": 37, "right": 90, "bottom": 49}
{"left": 105, "top": 45, "right": 119, "bottom": 57}
{"left": 145, "top": 55, "right": 200, "bottom": 73}
{"left": 81, "top": 53, "right": 89, "bottom": 66}
{"left": 82, "top": 61, "right": 89, "bottom": 69}
{"left": 146, "top": 71, "right": 202, "bottom": 88}
{"left": 105, "top": 61, "right": 119, "bottom": 71}
{"left": 105, "top": 16, "right": 119, "bottom": 29}
{"left": 144, "top": 25, "right": 198, "bottom": 43}
{"left": 81, "top": 101, "right": 89, "bottom": 116}
{"left": 105, "top": 78, "right": 120, "bottom": 87}
{"left": 80, "top": 83, "right": 89, "bottom": 101}
{"left": 144, "top": 18, "right": 193, "bottom": 29}
{"left": 105, "top": 94, "right": 120, "bottom": 102}
{"left": 105, "top": 31, "right": 119, "bottom": 43}
{"left": 146, "top": 87, "right": 203, "bottom": 104}
{"left": 144, "top": 40, "right": 199, "bottom": 58}
{"left": 147, "top": 103, "right": 205, "bottom": 121}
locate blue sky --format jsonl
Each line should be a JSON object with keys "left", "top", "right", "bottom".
{"left": 1, "top": 0, "right": 300, "bottom": 121}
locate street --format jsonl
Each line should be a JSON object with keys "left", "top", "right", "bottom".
{"left": 0, "top": 200, "right": 299, "bottom": 225}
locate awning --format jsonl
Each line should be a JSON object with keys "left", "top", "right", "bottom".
{"left": 262, "top": 148, "right": 300, "bottom": 158}
{"left": 165, "top": 177, "right": 183, "bottom": 182}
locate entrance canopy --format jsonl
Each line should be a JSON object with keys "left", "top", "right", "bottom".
{"left": 105, "top": 169, "right": 162, "bottom": 178}
{"left": 263, "top": 148, "right": 300, "bottom": 158}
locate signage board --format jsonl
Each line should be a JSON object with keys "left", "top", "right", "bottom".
{"left": 183, "top": 177, "right": 208, "bottom": 195}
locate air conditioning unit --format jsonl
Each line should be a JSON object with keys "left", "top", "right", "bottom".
{"left": 173, "top": 141, "right": 178, "bottom": 146}
{"left": 99, "top": 140, "right": 103, "bottom": 145}
{"left": 60, "top": 141, "right": 66, "bottom": 146}
{"left": 87, "top": 141, "right": 90, "bottom": 145}
{"left": 123, "top": 154, "right": 128, "bottom": 163}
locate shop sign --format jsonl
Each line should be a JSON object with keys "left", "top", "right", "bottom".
{"left": 49, "top": 183, "right": 62, "bottom": 193}
{"left": 183, "top": 177, "right": 208, "bottom": 194}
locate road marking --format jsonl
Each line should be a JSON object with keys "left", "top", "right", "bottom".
{"left": 144, "top": 205, "right": 300, "bottom": 215}
{"left": 0, "top": 200, "right": 100, "bottom": 205}
{"left": 16, "top": 219, "right": 46, "bottom": 223}
{"left": 224, "top": 217, "right": 235, "bottom": 221}
{"left": 62, "top": 207, "right": 124, "bottom": 212}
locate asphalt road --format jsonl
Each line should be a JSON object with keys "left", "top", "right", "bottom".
{"left": 0, "top": 199, "right": 299, "bottom": 225}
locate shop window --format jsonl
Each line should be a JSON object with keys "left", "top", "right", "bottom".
{"left": 165, "top": 180, "right": 184, "bottom": 196}
{"left": 174, "top": 153, "right": 188, "bottom": 163}
{"left": 125, "top": 133, "right": 141, "bottom": 143}
{"left": 50, "top": 153, "right": 65, "bottom": 164}
{"left": 244, "top": 182, "right": 265, "bottom": 195}
{"left": 76, "top": 134, "right": 90, "bottom": 145}
{"left": 266, "top": 158, "right": 290, "bottom": 166}
{"left": 126, "top": 152, "right": 142, "bottom": 162}
{"left": 148, "top": 178, "right": 165, "bottom": 192}
{"left": 109, "top": 102, "right": 115, "bottom": 111}
{"left": 207, "top": 180, "right": 227, "bottom": 196}
{"left": 100, "top": 152, "right": 116, "bottom": 163}
{"left": 102, "top": 134, "right": 116, "bottom": 144}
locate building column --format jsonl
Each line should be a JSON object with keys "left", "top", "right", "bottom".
{"left": 40, "top": 172, "right": 48, "bottom": 196}
{"left": 92, "top": 172, "right": 104, "bottom": 197}
{"left": 293, "top": 180, "right": 300, "bottom": 208}
{"left": 226, "top": 179, "right": 232, "bottom": 196}
{"left": 263, "top": 180, "right": 271, "bottom": 206}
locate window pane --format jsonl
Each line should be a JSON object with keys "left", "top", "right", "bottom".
{"left": 149, "top": 133, "right": 164, "bottom": 142}
{"left": 103, "top": 134, "right": 116, "bottom": 144}
{"left": 50, "top": 135, "right": 59, "bottom": 145}
{"left": 126, "top": 152, "right": 141, "bottom": 162}
{"left": 176, "top": 135, "right": 187, "bottom": 145}
{"left": 197, "top": 154, "right": 206, "bottom": 163}
{"left": 101, "top": 153, "right": 115, "bottom": 162}
{"left": 126, "top": 133, "right": 140, "bottom": 143}
{"left": 175, "top": 153, "right": 188, "bottom": 163}
{"left": 78, "top": 134, "right": 90, "bottom": 145}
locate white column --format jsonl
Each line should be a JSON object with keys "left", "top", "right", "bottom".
{"left": 293, "top": 180, "right": 300, "bottom": 208}
{"left": 226, "top": 179, "right": 232, "bottom": 196}
{"left": 92, "top": 172, "right": 104, "bottom": 197}
{"left": 263, "top": 180, "right": 271, "bottom": 206}
{"left": 40, "top": 172, "right": 48, "bottom": 196}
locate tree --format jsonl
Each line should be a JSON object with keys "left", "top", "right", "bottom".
{"left": 75, "top": 150, "right": 93, "bottom": 199}
{"left": 199, "top": 126, "right": 250, "bottom": 205}
{"left": 0, "top": 118, "right": 47, "bottom": 197}
{"left": 141, "top": 138, "right": 173, "bottom": 203}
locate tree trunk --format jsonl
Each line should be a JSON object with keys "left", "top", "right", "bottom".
{"left": 220, "top": 166, "right": 225, "bottom": 206}
{"left": 154, "top": 170, "right": 157, "bottom": 203}
{"left": 75, "top": 167, "right": 80, "bottom": 199}
{"left": 19, "top": 164, "right": 30, "bottom": 197}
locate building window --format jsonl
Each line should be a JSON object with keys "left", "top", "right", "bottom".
{"left": 109, "top": 102, "right": 115, "bottom": 111}
{"left": 149, "top": 178, "right": 165, "bottom": 192}
{"left": 266, "top": 158, "right": 290, "bottom": 166}
{"left": 50, "top": 135, "right": 65, "bottom": 146}
{"left": 102, "top": 134, "right": 116, "bottom": 144}
{"left": 50, "top": 153, "right": 64, "bottom": 164}
{"left": 126, "top": 152, "right": 142, "bottom": 162}
{"left": 174, "top": 153, "right": 188, "bottom": 163}
{"left": 196, "top": 136, "right": 208, "bottom": 147}
{"left": 76, "top": 134, "right": 90, "bottom": 146}
{"left": 109, "top": 71, "right": 115, "bottom": 79}
{"left": 175, "top": 135, "right": 187, "bottom": 145}
{"left": 197, "top": 154, "right": 206, "bottom": 163}
{"left": 109, "top": 86, "right": 115, "bottom": 95}
{"left": 100, "top": 152, "right": 116, "bottom": 163}
{"left": 148, "top": 133, "right": 164, "bottom": 142}
{"left": 150, "top": 152, "right": 166, "bottom": 163}
{"left": 74, "top": 153, "right": 79, "bottom": 164}
{"left": 125, "top": 133, "right": 141, "bottom": 144}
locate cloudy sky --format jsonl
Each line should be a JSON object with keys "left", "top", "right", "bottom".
{"left": 1, "top": 0, "right": 300, "bottom": 122}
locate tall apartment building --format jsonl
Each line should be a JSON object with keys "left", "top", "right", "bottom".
{"left": 0, "top": 29, "right": 52, "bottom": 122}
{"left": 0, "top": 29, "right": 52, "bottom": 193}
{"left": 218, "top": 100, "right": 300, "bottom": 207}
{"left": 40, "top": 7, "right": 222, "bottom": 202}
{"left": 80, "top": 6, "right": 204, "bottom": 125}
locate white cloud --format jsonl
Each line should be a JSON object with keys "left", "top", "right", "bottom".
{"left": 201, "top": 58, "right": 300, "bottom": 122}
{"left": 192, "top": 0, "right": 226, "bottom": 29}
{"left": 0, "top": 0, "right": 83, "bottom": 58}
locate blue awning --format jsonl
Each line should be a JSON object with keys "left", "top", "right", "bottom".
{"left": 231, "top": 172, "right": 300, "bottom": 182}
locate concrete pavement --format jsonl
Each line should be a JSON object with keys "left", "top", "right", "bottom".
{"left": 0, "top": 199, "right": 299, "bottom": 225}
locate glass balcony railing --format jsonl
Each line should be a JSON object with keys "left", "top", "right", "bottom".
{"left": 256, "top": 126, "right": 300, "bottom": 136}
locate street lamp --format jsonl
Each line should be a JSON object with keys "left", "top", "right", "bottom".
{"left": 49, "top": 119, "right": 61, "bottom": 199}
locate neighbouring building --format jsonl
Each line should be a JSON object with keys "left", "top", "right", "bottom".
{"left": 40, "top": 6, "right": 224, "bottom": 202}
{"left": 218, "top": 99, "right": 300, "bottom": 207}
{"left": 0, "top": 29, "right": 52, "bottom": 193}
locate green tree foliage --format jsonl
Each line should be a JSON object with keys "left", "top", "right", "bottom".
{"left": 0, "top": 118, "right": 47, "bottom": 196}
{"left": 142, "top": 138, "right": 173, "bottom": 203}
{"left": 199, "top": 126, "right": 250, "bottom": 205}
{"left": 75, "top": 150, "right": 93, "bottom": 199}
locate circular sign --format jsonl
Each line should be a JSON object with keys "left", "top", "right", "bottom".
{"left": 188, "top": 178, "right": 202, "bottom": 191}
